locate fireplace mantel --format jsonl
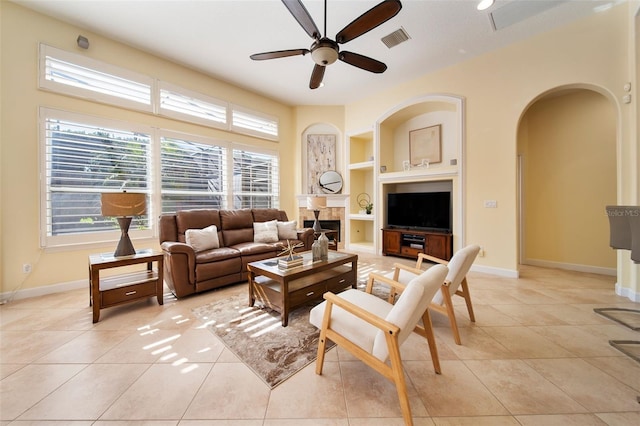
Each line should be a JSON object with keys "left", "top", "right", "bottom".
{"left": 296, "top": 194, "right": 349, "bottom": 208}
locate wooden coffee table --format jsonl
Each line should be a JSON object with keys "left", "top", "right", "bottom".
{"left": 247, "top": 250, "right": 358, "bottom": 326}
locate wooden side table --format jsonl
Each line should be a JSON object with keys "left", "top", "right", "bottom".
{"left": 89, "top": 249, "right": 164, "bottom": 323}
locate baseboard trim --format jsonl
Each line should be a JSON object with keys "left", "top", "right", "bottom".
{"left": 615, "top": 282, "right": 640, "bottom": 302}
{"left": 470, "top": 264, "right": 519, "bottom": 278}
{"left": 0, "top": 279, "right": 86, "bottom": 304}
{"left": 523, "top": 258, "right": 616, "bottom": 276}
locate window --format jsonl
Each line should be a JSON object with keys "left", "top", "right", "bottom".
{"left": 160, "top": 134, "right": 228, "bottom": 213}
{"left": 232, "top": 149, "right": 279, "bottom": 209}
{"left": 231, "top": 105, "right": 279, "bottom": 140}
{"left": 39, "top": 44, "right": 153, "bottom": 112}
{"left": 41, "top": 109, "right": 152, "bottom": 247}
{"left": 159, "top": 81, "right": 228, "bottom": 128}
{"left": 39, "top": 45, "right": 280, "bottom": 140}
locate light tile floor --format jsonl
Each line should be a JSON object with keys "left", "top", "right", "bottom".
{"left": 1, "top": 252, "right": 639, "bottom": 425}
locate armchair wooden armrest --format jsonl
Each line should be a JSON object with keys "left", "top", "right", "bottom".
{"left": 417, "top": 252, "right": 448, "bottom": 268}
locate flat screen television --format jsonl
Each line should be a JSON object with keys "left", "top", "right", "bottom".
{"left": 387, "top": 192, "right": 451, "bottom": 233}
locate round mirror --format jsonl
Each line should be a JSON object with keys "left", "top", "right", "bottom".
{"left": 319, "top": 170, "right": 343, "bottom": 194}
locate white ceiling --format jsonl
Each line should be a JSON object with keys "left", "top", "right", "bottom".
{"left": 14, "top": 0, "right": 613, "bottom": 106}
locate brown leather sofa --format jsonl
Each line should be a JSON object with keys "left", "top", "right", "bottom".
{"left": 159, "top": 208, "right": 314, "bottom": 298}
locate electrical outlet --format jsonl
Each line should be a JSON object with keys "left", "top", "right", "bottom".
{"left": 22, "top": 263, "right": 32, "bottom": 273}
{"left": 483, "top": 200, "right": 497, "bottom": 208}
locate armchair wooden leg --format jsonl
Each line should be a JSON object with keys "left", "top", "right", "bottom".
{"left": 442, "top": 289, "right": 462, "bottom": 345}
{"left": 459, "top": 278, "right": 475, "bottom": 322}
{"left": 386, "top": 333, "right": 414, "bottom": 426}
{"left": 415, "top": 310, "right": 441, "bottom": 374}
{"left": 316, "top": 300, "right": 333, "bottom": 375}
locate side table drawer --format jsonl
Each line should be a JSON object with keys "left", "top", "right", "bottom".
{"left": 101, "top": 280, "right": 157, "bottom": 307}
{"left": 289, "top": 282, "right": 325, "bottom": 306}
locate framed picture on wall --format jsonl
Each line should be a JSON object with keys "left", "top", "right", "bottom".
{"left": 307, "top": 134, "right": 336, "bottom": 194}
{"left": 409, "top": 124, "right": 441, "bottom": 165}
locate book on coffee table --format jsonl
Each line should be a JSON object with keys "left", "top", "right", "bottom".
{"left": 278, "top": 255, "right": 303, "bottom": 269}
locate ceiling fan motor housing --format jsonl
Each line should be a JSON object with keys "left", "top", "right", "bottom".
{"left": 311, "top": 38, "right": 339, "bottom": 65}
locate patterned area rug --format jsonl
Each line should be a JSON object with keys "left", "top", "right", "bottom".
{"left": 192, "top": 264, "right": 394, "bottom": 388}
{"left": 192, "top": 294, "right": 336, "bottom": 388}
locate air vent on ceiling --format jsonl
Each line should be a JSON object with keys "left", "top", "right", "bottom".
{"left": 381, "top": 27, "right": 410, "bottom": 49}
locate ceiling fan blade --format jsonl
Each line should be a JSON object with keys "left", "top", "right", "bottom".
{"left": 339, "top": 51, "right": 387, "bottom": 73}
{"left": 309, "top": 64, "right": 325, "bottom": 89}
{"left": 250, "top": 49, "right": 309, "bottom": 61}
{"left": 335, "top": 0, "right": 402, "bottom": 44}
{"left": 282, "top": 0, "right": 321, "bottom": 40}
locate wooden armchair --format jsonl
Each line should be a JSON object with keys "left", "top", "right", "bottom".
{"left": 387, "top": 244, "right": 480, "bottom": 345}
{"left": 309, "top": 264, "right": 449, "bottom": 426}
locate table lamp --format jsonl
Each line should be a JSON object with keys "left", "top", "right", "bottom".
{"left": 101, "top": 192, "right": 146, "bottom": 257}
{"left": 307, "top": 195, "right": 326, "bottom": 232}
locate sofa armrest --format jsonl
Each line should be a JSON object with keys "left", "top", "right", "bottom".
{"left": 160, "top": 241, "right": 196, "bottom": 295}
{"left": 297, "top": 227, "right": 315, "bottom": 251}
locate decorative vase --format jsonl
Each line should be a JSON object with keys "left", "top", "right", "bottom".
{"left": 312, "top": 239, "right": 322, "bottom": 261}
{"left": 318, "top": 232, "right": 329, "bottom": 261}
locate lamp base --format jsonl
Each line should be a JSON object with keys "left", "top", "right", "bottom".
{"left": 114, "top": 217, "right": 136, "bottom": 257}
{"left": 312, "top": 209, "right": 322, "bottom": 233}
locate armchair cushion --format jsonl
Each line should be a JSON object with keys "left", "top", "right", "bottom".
{"left": 253, "top": 219, "right": 279, "bottom": 243}
{"left": 185, "top": 225, "right": 220, "bottom": 252}
{"left": 310, "top": 288, "right": 392, "bottom": 355}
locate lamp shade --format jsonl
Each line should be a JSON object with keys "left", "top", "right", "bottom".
{"left": 101, "top": 192, "right": 146, "bottom": 217}
{"left": 307, "top": 196, "right": 327, "bottom": 210}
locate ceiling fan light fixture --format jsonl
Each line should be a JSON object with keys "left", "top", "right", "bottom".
{"left": 311, "top": 39, "right": 339, "bottom": 65}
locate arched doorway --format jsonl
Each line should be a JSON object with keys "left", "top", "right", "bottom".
{"left": 517, "top": 87, "right": 617, "bottom": 274}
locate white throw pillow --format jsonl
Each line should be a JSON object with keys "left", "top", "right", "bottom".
{"left": 185, "top": 225, "right": 220, "bottom": 252}
{"left": 277, "top": 220, "right": 298, "bottom": 240}
{"left": 254, "top": 220, "right": 278, "bottom": 243}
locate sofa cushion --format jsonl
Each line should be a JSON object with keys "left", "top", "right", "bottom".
{"left": 252, "top": 208, "right": 287, "bottom": 223}
{"left": 185, "top": 225, "right": 220, "bottom": 252}
{"left": 254, "top": 220, "right": 279, "bottom": 243}
{"left": 176, "top": 210, "right": 221, "bottom": 243}
{"left": 194, "top": 246, "right": 240, "bottom": 263}
{"left": 277, "top": 220, "right": 298, "bottom": 240}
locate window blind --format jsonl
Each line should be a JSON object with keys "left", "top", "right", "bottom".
{"left": 40, "top": 45, "right": 152, "bottom": 111}
{"left": 232, "top": 149, "right": 279, "bottom": 209}
{"left": 231, "top": 107, "right": 279, "bottom": 140}
{"left": 43, "top": 115, "right": 150, "bottom": 241}
{"left": 161, "top": 136, "right": 227, "bottom": 213}
{"left": 159, "top": 82, "right": 228, "bottom": 127}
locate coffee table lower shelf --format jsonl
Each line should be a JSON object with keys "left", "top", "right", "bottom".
{"left": 248, "top": 252, "right": 358, "bottom": 326}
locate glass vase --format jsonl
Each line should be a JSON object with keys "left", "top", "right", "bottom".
{"left": 318, "top": 232, "right": 329, "bottom": 261}
{"left": 312, "top": 239, "right": 322, "bottom": 261}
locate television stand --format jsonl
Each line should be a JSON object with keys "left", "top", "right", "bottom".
{"left": 382, "top": 228, "right": 452, "bottom": 261}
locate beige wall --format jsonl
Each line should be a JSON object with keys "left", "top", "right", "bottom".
{"left": 0, "top": 3, "right": 296, "bottom": 294}
{"left": 342, "top": 3, "right": 631, "bottom": 276}
{"left": 520, "top": 90, "right": 616, "bottom": 270}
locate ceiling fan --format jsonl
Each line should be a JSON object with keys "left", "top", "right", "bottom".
{"left": 250, "top": 0, "right": 402, "bottom": 89}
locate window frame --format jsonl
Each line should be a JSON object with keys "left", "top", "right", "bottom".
{"left": 158, "top": 81, "right": 229, "bottom": 130}
{"left": 39, "top": 107, "right": 154, "bottom": 249}
{"left": 39, "top": 44, "right": 154, "bottom": 113}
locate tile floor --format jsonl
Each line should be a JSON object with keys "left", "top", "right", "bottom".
{"left": 1, "top": 252, "right": 639, "bottom": 425}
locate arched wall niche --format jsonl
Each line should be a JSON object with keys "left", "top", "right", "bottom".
{"left": 301, "top": 122, "right": 343, "bottom": 195}
{"left": 516, "top": 84, "right": 618, "bottom": 275}
{"left": 343, "top": 94, "right": 466, "bottom": 255}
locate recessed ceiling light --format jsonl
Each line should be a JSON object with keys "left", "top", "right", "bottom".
{"left": 477, "top": 0, "right": 495, "bottom": 11}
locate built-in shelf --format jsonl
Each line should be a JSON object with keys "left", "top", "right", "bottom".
{"left": 349, "top": 214, "right": 375, "bottom": 221}
{"left": 348, "top": 161, "right": 374, "bottom": 170}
